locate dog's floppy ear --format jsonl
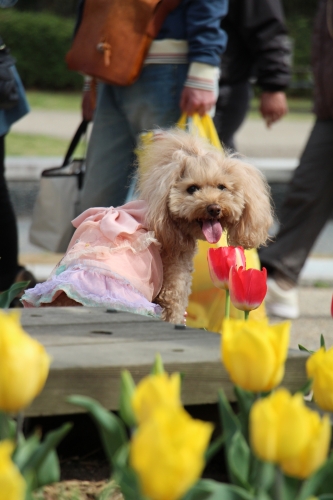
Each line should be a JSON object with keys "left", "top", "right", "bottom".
{"left": 227, "top": 160, "right": 273, "bottom": 249}
{"left": 137, "top": 132, "right": 187, "bottom": 250}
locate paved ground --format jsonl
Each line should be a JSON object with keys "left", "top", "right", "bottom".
{"left": 9, "top": 108, "right": 333, "bottom": 286}
{"left": 11, "top": 108, "right": 315, "bottom": 158}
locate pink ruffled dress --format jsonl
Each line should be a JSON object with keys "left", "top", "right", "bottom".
{"left": 22, "top": 200, "right": 163, "bottom": 317}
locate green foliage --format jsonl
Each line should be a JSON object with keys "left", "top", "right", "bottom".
{"left": 67, "top": 395, "right": 128, "bottom": 466}
{"left": 11, "top": 422, "right": 72, "bottom": 498}
{"left": 0, "top": 281, "right": 29, "bottom": 308}
{"left": 14, "top": 0, "right": 77, "bottom": 18}
{"left": 0, "top": 10, "right": 81, "bottom": 90}
{"left": 282, "top": 0, "right": 317, "bottom": 19}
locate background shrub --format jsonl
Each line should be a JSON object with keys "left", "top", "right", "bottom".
{"left": 0, "top": 1, "right": 318, "bottom": 93}
{"left": 0, "top": 9, "right": 81, "bottom": 90}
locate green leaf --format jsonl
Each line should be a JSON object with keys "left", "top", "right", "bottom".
{"left": 280, "top": 474, "right": 302, "bottom": 500}
{"left": 150, "top": 353, "right": 165, "bottom": 374}
{"left": 23, "top": 472, "right": 36, "bottom": 500}
{"left": 13, "top": 433, "right": 40, "bottom": 472}
{"left": 182, "top": 479, "right": 256, "bottom": 500}
{"left": 35, "top": 449, "right": 60, "bottom": 487}
{"left": 113, "top": 442, "right": 130, "bottom": 469}
{"left": 234, "top": 386, "right": 255, "bottom": 441}
{"left": 67, "top": 395, "right": 127, "bottom": 466}
{"left": 98, "top": 480, "right": 122, "bottom": 500}
{"left": 0, "top": 411, "right": 16, "bottom": 440}
{"left": 205, "top": 434, "right": 225, "bottom": 464}
{"left": 320, "top": 334, "right": 326, "bottom": 350}
{"left": 317, "top": 495, "right": 333, "bottom": 500}
{"left": 218, "top": 389, "right": 242, "bottom": 485}
{"left": 112, "top": 464, "right": 145, "bottom": 500}
{"left": 250, "top": 457, "right": 275, "bottom": 493}
{"left": 295, "top": 378, "right": 313, "bottom": 396}
{"left": 227, "top": 431, "right": 252, "bottom": 491}
{"left": 296, "top": 453, "right": 333, "bottom": 500}
{"left": 298, "top": 344, "right": 315, "bottom": 354}
{"left": 0, "top": 281, "right": 30, "bottom": 309}
{"left": 218, "top": 389, "right": 241, "bottom": 447}
{"left": 20, "top": 423, "right": 72, "bottom": 477}
{"left": 119, "top": 370, "right": 137, "bottom": 428}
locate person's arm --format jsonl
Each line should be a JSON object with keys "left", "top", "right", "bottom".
{"left": 241, "top": 0, "right": 291, "bottom": 126}
{"left": 180, "top": 0, "right": 228, "bottom": 116}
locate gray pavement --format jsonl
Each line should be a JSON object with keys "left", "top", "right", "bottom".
{"left": 8, "top": 109, "right": 333, "bottom": 284}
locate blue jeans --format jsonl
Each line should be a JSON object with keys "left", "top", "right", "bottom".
{"left": 80, "top": 64, "right": 188, "bottom": 211}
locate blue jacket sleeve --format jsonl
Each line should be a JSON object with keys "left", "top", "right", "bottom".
{"left": 185, "top": 0, "right": 228, "bottom": 67}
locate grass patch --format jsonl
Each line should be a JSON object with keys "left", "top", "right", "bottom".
{"left": 7, "top": 133, "right": 70, "bottom": 156}
{"left": 26, "top": 90, "right": 81, "bottom": 112}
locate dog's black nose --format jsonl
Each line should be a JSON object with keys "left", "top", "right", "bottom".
{"left": 207, "top": 204, "right": 221, "bottom": 217}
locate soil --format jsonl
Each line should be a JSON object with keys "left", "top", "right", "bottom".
{"left": 33, "top": 480, "right": 122, "bottom": 500}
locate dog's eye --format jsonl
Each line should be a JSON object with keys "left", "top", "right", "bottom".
{"left": 218, "top": 184, "right": 226, "bottom": 191}
{"left": 187, "top": 185, "right": 200, "bottom": 195}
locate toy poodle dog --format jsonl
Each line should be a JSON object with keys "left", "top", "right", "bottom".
{"left": 22, "top": 128, "right": 273, "bottom": 324}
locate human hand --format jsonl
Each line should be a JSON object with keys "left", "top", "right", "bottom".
{"left": 260, "top": 91, "right": 288, "bottom": 128}
{"left": 180, "top": 87, "right": 216, "bottom": 116}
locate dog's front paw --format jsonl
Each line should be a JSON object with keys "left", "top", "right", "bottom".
{"left": 162, "top": 308, "right": 187, "bottom": 325}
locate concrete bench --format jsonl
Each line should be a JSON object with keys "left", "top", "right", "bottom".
{"left": 22, "top": 306, "right": 309, "bottom": 418}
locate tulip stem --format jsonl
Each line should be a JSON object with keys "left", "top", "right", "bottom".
{"left": 272, "top": 466, "right": 284, "bottom": 500}
{"left": 225, "top": 289, "right": 230, "bottom": 318}
{"left": 244, "top": 311, "right": 250, "bottom": 320}
{"left": 15, "top": 412, "right": 24, "bottom": 442}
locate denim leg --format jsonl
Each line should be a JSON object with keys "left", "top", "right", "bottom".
{"left": 79, "top": 83, "right": 137, "bottom": 211}
{"left": 119, "top": 64, "right": 188, "bottom": 134}
{"left": 80, "top": 65, "right": 188, "bottom": 210}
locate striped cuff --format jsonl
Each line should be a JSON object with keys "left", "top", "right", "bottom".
{"left": 145, "top": 39, "right": 188, "bottom": 64}
{"left": 184, "top": 62, "right": 220, "bottom": 92}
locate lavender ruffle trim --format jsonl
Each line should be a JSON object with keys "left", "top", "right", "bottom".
{"left": 22, "top": 267, "right": 162, "bottom": 318}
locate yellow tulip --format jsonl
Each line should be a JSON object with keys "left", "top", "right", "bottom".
{"left": 131, "top": 372, "right": 181, "bottom": 424}
{"left": 130, "top": 407, "right": 213, "bottom": 500}
{"left": 250, "top": 389, "right": 331, "bottom": 479}
{"left": 0, "top": 310, "right": 51, "bottom": 413}
{"left": 306, "top": 347, "right": 333, "bottom": 411}
{"left": 281, "top": 411, "right": 331, "bottom": 479}
{"left": 0, "top": 440, "right": 26, "bottom": 500}
{"left": 221, "top": 318, "right": 290, "bottom": 392}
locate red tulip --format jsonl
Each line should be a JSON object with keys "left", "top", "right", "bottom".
{"left": 229, "top": 266, "right": 267, "bottom": 311}
{"left": 207, "top": 246, "right": 246, "bottom": 290}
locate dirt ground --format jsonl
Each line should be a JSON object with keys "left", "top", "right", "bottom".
{"left": 33, "top": 480, "right": 122, "bottom": 500}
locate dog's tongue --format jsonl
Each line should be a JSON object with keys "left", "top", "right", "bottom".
{"left": 202, "top": 220, "right": 223, "bottom": 244}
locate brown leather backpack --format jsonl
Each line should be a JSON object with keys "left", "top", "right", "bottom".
{"left": 66, "top": 0, "right": 181, "bottom": 86}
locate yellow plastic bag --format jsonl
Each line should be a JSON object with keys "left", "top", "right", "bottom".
{"left": 137, "top": 113, "right": 266, "bottom": 331}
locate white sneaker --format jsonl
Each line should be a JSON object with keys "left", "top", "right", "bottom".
{"left": 265, "top": 277, "right": 300, "bottom": 319}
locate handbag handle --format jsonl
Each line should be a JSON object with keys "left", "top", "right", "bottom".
{"left": 62, "top": 119, "right": 89, "bottom": 167}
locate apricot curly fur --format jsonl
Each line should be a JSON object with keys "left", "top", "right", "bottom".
{"left": 136, "top": 128, "right": 273, "bottom": 323}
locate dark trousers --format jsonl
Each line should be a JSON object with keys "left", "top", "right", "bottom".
{"left": 0, "top": 134, "right": 20, "bottom": 290}
{"left": 259, "top": 119, "right": 333, "bottom": 284}
{"left": 213, "top": 80, "right": 251, "bottom": 151}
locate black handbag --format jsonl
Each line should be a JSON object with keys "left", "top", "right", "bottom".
{"left": 0, "top": 37, "right": 19, "bottom": 110}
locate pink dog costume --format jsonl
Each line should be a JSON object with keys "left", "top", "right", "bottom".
{"left": 22, "top": 200, "right": 163, "bottom": 317}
